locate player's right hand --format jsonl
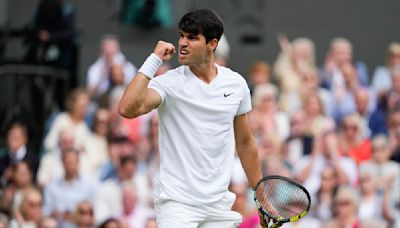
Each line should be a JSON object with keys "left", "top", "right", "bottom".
{"left": 153, "top": 40, "right": 176, "bottom": 62}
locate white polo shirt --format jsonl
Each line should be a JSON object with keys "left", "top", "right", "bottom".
{"left": 149, "top": 65, "right": 251, "bottom": 205}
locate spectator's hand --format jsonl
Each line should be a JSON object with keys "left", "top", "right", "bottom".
{"left": 277, "top": 33, "right": 290, "bottom": 52}
{"left": 153, "top": 40, "right": 176, "bottom": 62}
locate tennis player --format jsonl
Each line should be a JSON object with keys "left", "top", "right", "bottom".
{"left": 119, "top": 9, "right": 263, "bottom": 228}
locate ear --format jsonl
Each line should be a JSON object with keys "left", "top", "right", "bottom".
{"left": 208, "top": 38, "right": 219, "bottom": 52}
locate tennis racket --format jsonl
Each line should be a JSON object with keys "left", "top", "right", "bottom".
{"left": 254, "top": 175, "right": 311, "bottom": 228}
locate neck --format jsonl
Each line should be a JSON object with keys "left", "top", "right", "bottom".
{"left": 189, "top": 57, "right": 217, "bottom": 84}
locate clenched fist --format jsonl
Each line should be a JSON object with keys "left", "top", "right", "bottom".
{"left": 153, "top": 40, "right": 176, "bottom": 62}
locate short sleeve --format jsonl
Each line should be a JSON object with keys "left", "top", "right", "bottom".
{"left": 149, "top": 77, "right": 167, "bottom": 102}
{"left": 236, "top": 78, "right": 252, "bottom": 115}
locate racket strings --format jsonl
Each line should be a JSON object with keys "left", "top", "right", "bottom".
{"left": 257, "top": 179, "right": 309, "bottom": 219}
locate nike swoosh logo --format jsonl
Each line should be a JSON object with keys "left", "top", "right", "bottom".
{"left": 224, "top": 92, "right": 234, "bottom": 97}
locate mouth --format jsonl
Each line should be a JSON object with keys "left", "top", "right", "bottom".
{"left": 179, "top": 49, "right": 189, "bottom": 56}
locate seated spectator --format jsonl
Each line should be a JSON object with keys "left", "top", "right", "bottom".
{"left": 359, "top": 134, "right": 400, "bottom": 203}
{"left": 249, "top": 84, "right": 290, "bottom": 145}
{"left": 338, "top": 113, "right": 372, "bottom": 164}
{"left": 37, "top": 128, "right": 75, "bottom": 187}
{"left": 324, "top": 185, "right": 360, "bottom": 228}
{"left": 86, "top": 34, "right": 136, "bottom": 104}
{"left": 331, "top": 61, "right": 376, "bottom": 122}
{"left": 354, "top": 88, "right": 387, "bottom": 137}
{"left": 81, "top": 108, "right": 110, "bottom": 177}
{"left": 247, "top": 60, "right": 272, "bottom": 95}
{"left": 319, "top": 37, "right": 369, "bottom": 89}
{"left": 119, "top": 183, "right": 154, "bottom": 228}
{"left": 42, "top": 148, "right": 97, "bottom": 227}
{"left": 72, "top": 201, "right": 95, "bottom": 228}
{"left": 294, "top": 129, "right": 358, "bottom": 196}
{"left": 0, "top": 122, "right": 39, "bottom": 187}
{"left": 371, "top": 42, "right": 400, "bottom": 99}
{"left": 95, "top": 155, "right": 151, "bottom": 224}
{"left": 358, "top": 170, "right": 392, "bottom": 226}
{"left": 311, "top": 166, "right": 339, "bottom": 222}
{"left": 283, "top": 109, "right": 314, "bottom": 165}
{"left": 43, "top": 88, "right": 91, "bottom": 153}
{"left": 10, "top": 161, "right": 36, "bottom": 219}
{"left": 9, "top": 187, "right": 43, "bottom": 228}
{"left": 274, "top": 35, "right": 316, "bottom": 95}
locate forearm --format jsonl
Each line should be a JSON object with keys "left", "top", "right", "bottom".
{"left": 236, "top": 139, "right": 262, "bottom": 190}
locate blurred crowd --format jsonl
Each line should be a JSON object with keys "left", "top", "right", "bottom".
{"left": 1, "top": 1, "right": 400, "bottom": 228}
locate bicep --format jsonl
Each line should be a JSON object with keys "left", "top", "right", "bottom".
{"left": 140, "top": 88, "right": 162, "bottom": 114}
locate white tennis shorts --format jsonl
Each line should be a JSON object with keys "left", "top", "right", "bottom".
{"left": 155, "top": 191, "right": 242, "bottom": 228}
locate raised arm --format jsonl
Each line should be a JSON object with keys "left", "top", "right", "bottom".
{"left": 118, "top": 41, "right": 175, "bottom": 118}
{"left": 234, "top": 113, "right": 262, "bottom": 190}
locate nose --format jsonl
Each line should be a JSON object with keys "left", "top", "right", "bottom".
{"left": 179, "top": 36, "right": 188, "bottom": 47}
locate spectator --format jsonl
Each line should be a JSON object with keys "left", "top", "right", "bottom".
{"left": 338, "top": 113, "right": 372, "bottom": 164}
{"left": 331, "top": 61, "right": 376, "bottom": 122}
{"left": 43, "top": 88, "right": 91, "bottom": 153}
{"left": 37, "top": 128, "right": 75, "bottom": 187}
{"left": 9, "top": 187, "right": 43, "bottom": 228}
{"left": 42, "top": 148, "right": 96, "bottom": 227}
{"left": 72, "top": 201, "right": 95, "bottom": 228}
{"left": 274, "top": 35, "right": 316, "bottom": 95}
{"left": 380, "top": 66, "right": 400, "bottom": 112}
{"left": 81, "top": 108, "right": 110, "bottom": 177}
{"left": 247, "top": 60, "right": 272, "bottom": 95}
{"left": 371, "top": 42, "right": 400, "bottom": 98}
{"left": 324, "top": 185, "right": 360, "bottom": 228}
{"left": 311, "top": 166, "right": 338, "bottom": 222}
{"left": 95, "top": 155, "right": 151, "bottom": 224}
{"left": 284, "top": 109, "right": 314, "bottom": 165}
{"left": 10, "top": 161, "right": 36, "bottom": 220}
{"left": 319, "top": 37, "right": 369, "bottom": 89}
{"left": 0, "top": 122, "right": 39, "bottom": 187}
{"left": 249, "top": 84, "right": 290, "bottom": 145}
{"left": 86, "top": 34, "right": 136, "bottom": 102}
{"left": 119, "top": 183, "right": 154, "bottom": 228}
{"left": 359, "top": 134, "right": 400, "bottom": 203}
{"left": 358, "top": 170, "right": 391, "bottom": 226}
{"left": 294, "top": 130, "right": 358, "bottom": 196}
{"left": 387, "top": 107, "right": 400, "bottom": 163}
{"left": 354, "top": 87, "right": 387, "bottom": 137}
{"left": 302, "top": 91, "right": 335, "bottom": 137}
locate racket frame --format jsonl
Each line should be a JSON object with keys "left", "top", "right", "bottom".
{"left": 253, "top": 175, "right": 311, "bottom": 226}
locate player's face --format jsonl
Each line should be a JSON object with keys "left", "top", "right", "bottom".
{"left": 178, "top": 31, "right": 210, "bottom": 66}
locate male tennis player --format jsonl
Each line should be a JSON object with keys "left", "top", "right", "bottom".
{"left": 119, "top": 9, "right": 263, "bottom": 227}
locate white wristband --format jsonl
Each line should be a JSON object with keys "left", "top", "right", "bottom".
{"left": 138, "top": 53, "right": 163, "bottom": 79}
